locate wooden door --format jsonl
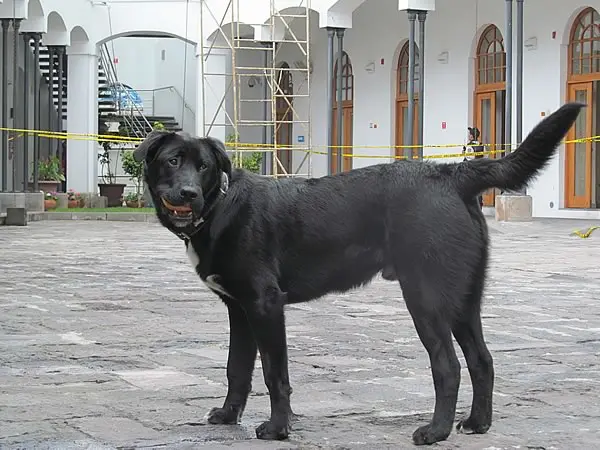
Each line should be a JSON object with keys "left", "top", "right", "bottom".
{"left": 565, "top": 82, "right": 593, "bottom": 208}
{"left": 276, "top": 111, "right": 293, "bottom": 175}
{"left": 395, "top": 100, "right": 419, "bottom": 161}
{"left": 331, "top": 103, "right": 353, "bottom": 173}
{"left": 475, "top": 92, "right": 497, "bottom": 206}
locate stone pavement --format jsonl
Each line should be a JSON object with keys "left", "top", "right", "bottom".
{"left": 1, "top": 219, "right": 600, "bottom": 449}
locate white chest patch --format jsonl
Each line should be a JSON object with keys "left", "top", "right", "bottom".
{"left": 186, "top": 242, "right": 200, "bottom": 270}
{"left": 185, "top": 243, "right": 232, "bottom": 298}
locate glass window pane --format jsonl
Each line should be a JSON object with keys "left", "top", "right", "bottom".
{"left": 574, "top": 89, "right": 588, "bottom": 197}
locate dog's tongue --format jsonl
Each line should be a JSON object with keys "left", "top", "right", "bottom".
{"left": 162, "top": 198, "right": 192, "bottom": 213}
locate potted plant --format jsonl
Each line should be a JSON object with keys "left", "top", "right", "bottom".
{"left": 67, "top": 189, "right": 84, "bottom": 208}
{"left": 124, "top": 191, "right": 145, "bottom": 208}
{"left": 227, "top": 132, "right": 263, "bottom": 174}
{"left": 36, "top": 156, "right": 65, "bottom": 192}
{"left": 97, "top": 117, "right": 127, "bottom": 207}
{"left": 44, "top": 191, "right": 58, "bottom": 210}
{"left": 121, "top": 147, "right": 145, "bottom": 208}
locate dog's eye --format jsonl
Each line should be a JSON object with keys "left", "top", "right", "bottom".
{"left": 199, "top": 163, "right": 207, "bottom": 171}
{"left": 168, "top": 158, "right": 179, "bottom": 167}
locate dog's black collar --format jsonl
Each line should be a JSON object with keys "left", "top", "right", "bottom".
{"left": 172, "top": 172, "right": 229, "bottom": 242}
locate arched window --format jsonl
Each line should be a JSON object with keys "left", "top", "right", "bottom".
{"left": 333, "top": 51, "right": 353, "bottom": 103}
{"left": 476, "top": 25, "right": 506, "bottom": 86}
{"left": 331, "top": 51, "right": 354, "bottom": 173}
{"left": 397, "top": 41, "right": 420, "bottom": 98}
{"left": 569, "top": 7, "right": 600, "bottom": 76}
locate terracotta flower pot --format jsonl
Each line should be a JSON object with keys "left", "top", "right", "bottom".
{"left": 126, "top": 200, "right": 145, "bottom": 208}
{"left": 68, "top": 200, "right": 80, "bottom": 208}
{"left": 44, "top": 199, "right": 57, "bottom": 210}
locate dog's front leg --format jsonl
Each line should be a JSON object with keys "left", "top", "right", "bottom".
{"left": 207, "top": 301, "right": 257, "bottom": 425}
{"left": 245, "top": 288, "right": 292, "bottom": 440}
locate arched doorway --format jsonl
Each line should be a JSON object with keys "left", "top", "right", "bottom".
{"left": 474, "top": 24, "right": 507, "bottom": 206}
{"left": 395, "top": 41, "right": 420, "bottom": 161}
{"left": 331, "top": 51, "right": 354, "bottom": 173}
{"left": 275, "top": 62, "right": 293, "bottom": 176}
{"left": 565, "top": 7, "right": 600, "bottom": 208}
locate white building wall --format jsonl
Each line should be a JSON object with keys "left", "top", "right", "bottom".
{"left": 109, "top": 36, "right": 197, "bottom": 133}
{"left": 304, "top": 0, "right": 600, "bottom": 219}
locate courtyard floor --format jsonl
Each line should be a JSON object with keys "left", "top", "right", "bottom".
{"left": 1, "top": 219, "right": 600, "bottom": 449}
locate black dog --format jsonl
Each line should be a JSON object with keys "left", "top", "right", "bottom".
{"left": 134, "top": 103, "right": 583, "bottom": 446}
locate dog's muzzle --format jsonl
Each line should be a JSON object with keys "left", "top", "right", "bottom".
{"left": 161, "top": 197, "right": 194, "bottom": 218}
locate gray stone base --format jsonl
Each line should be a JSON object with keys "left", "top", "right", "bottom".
{"left": 5, "top": 208, "right": 27, "bottom": 226}
{"left": 0, "top": 192, "right": 44, "bottom": 213}
{"left": 56, "top": 193, "right": 68, "bottom": 209}
{"left": 495, "top": 194, "right": 533, "bottom": 222}
{"left": 81, "top": 193, "right": 108, "bottom": 208}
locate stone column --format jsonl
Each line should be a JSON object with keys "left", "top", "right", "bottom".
{"left": 66, "top": 48, "right": 99, "bottom": 194}
{"left": 195, "top": 45, "right": 228, "bottom": 143}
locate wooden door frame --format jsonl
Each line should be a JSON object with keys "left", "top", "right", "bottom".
{"left": 394, "top": 98, "right": 419, "bottom": 160}
{"left": 474, "top": 90, "right": 498, "bottom": 206}
{"left": 565, "top": 81, "right": 594, "bottom": 208}
{"left": 275, "top": 110, "right": 293, "bottom": 175}
{"left": 331, "top": 99, "right": 354, "bottom": 174}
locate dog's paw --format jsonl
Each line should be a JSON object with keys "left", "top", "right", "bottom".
{"left": 255, "top": 420, "right": 289, "bottom": 440}
{"left": 412, "top": 424, "right": 450, "bottom": 446}
{"left": 456, "top": 416, "right": 491, "bottom": 435}
{"left": 206, "top": 406, "right": 239, "bottom": 425}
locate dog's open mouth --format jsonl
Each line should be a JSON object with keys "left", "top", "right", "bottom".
{"left": 161, "top": 197, "right": 193, "bottom": 218}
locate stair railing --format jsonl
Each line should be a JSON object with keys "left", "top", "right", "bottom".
{"left": 99, "top": 43, "right": 153, "bottom": 138}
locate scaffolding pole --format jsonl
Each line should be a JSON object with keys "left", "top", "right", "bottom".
{"left": 199, "top": 0, "right": 312, "bottom": 178}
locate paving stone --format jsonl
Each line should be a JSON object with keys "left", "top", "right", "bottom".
{"left": 1, "top": 219, "right": 600, "bottom": 449}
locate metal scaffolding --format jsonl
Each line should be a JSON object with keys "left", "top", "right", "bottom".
{"left": 199, "top": 0, "right": 312, "bottom": 178}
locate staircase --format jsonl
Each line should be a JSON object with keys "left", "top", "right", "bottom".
{"left": 28, "top": 40, "right": 182, "bottom": 136}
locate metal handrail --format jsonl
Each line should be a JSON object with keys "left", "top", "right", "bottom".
{"left": 99, "top": 43, "right": 153, "bottom": 137}
{"left": 136, "top": 86, "right": 196, "bottom": 120}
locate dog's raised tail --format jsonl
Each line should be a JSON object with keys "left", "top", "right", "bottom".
{"left": 455, "top": 102, "right": 585, "bottom": 199}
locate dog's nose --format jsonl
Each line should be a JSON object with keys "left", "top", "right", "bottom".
{"left": 180, "top": 187, "right": 199, "bottom": 201}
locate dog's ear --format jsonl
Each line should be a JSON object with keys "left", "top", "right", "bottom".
{"left": 133, "top": 130, "right": 173, "bottom": 163}
{"left": 202, "top": 136, "right": 232, "bottom": 177}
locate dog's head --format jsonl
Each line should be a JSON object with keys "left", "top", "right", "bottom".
{"left": 134, "top": 130, "right": 232, "bottom": 230}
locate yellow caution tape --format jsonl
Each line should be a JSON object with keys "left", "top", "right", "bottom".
{"left": 1, "top": 126, "right": 599, "bottom": 161}
{"left": 571, "top": 226, "right": 600, "bottom": 239}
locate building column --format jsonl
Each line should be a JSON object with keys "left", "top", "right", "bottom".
{"left": 1, "top": 19, "right": 10, "bottom": 191}
{"left": 326, "top": 28, "right": 335, "bottom": 176}
{"left": 195, "top": 46, "right": 229, "bottom": 144}
{"left": 417, "top": 11, "right": 427, "bottom": 161}
{"left": 504, "top": 0, "right": 513, "bottom": 156}
{"left": 66, "top": 49, "right": 99, "bottom": 194}
{"left": 406, "top": 10, "right": 417, "bottom": 161}
{"left": 32, "top": 33, "right": 41, "bottom": 192}
{"left": 11, "top": 19, "right": 21, "bottom": 191}
{"left": 335, "top": 29, "right": 345, "bottom": 173}
{"left": 22, "top": 32, "right": 30, "bottom": 192}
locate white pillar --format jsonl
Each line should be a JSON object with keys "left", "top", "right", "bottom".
{"left": 66, "top": 47, "right": 99, "bottom": 194}
{"left": 196, "top": 45, "right": 229, "bottom": 142}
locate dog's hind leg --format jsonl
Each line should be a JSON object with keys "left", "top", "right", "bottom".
{"left": 244, "top": 287, "right": 293, "bottom": 441}
{"left": 453, "top": 249, "right": 494, "bottom": 435}
{"left": 400, "top": 277, "right": 461, "bottom": 445}
{"left": 207, "top": 301, "right": 258, "bottom": 425}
